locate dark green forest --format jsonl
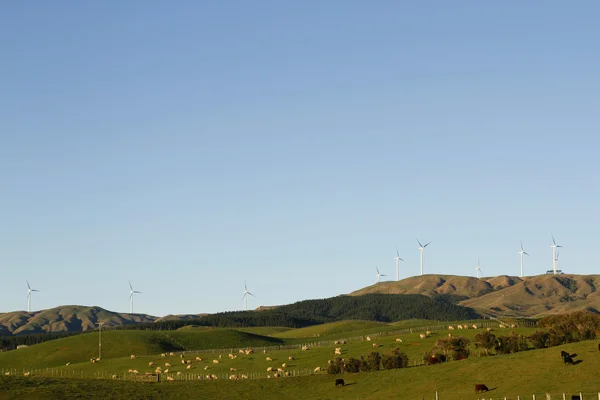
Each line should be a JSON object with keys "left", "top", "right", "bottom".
{"left": 121, "top": 293, "right": 481, "bottom": 331}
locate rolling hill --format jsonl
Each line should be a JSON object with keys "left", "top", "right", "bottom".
{"left": 350, "top": 274, "right": 600, "bottom": 317}
{"left": 0, "top": 306, "right": 157, "bottom": 335}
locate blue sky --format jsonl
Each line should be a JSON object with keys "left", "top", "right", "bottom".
{"left": 1, "top": 1, "right": 599, "bottom": 316}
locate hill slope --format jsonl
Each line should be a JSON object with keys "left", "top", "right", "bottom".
{"left": 350, "top": 274, "right": 600, "bottom": 317}
{"left": 0, "top": 306, "right": 157, "bottom": 335}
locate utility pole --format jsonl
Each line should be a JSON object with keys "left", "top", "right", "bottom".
{"left": 96, "top": 322, "right": 106, "bottom": 360}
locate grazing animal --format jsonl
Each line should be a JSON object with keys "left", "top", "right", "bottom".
{"left": 167, "top": 376, "right": 174, "bottom": 381}
{"left": 475, "top": 384, "right": 489, "bottom": 393}
{"left": 204, "top": 366, "right": 209, "bottom": 370}
{"left": 187, "top": 365, "right": 192, "bottom": 370}
{"left": 130, "top": 354, "right": 136, "bottom": 359}
{"left": 340, "top": 340, "right": 346, "bottom": 344}
{"left": 282, "top": 363, "right": 287, "bottom": 368}
{"left": 420, "top": 334, "right": 426, "bottom": 339}
{"left": 334, "top": 340, "right": 340, "bottom": 344}
{"left": 301, "top": 345, "right": 309, "bottom": 351}
{"left": 169, "top": 352, "right": 175, "bottom": 356}
{"left": 396, "top": 338, "right": 403, "bottom": 342}
{"left": 314, "top": 367, "right": 321, "bottom": 372}
{"left": 65, "top": 362, "right": 71, "bottom": 366}
{"left": 176, "top": 371, "right": 182, "bottom": 376}
{"left": 366, "top": 336, "right": 371, "bottom": 341}
{"left": 196, "top": 357, "right": 202, "bottom": 361}
{"left": 23, "top": 372, "right": 31, "bottom": 377}
{"left": 472, "top": 324, "right": 478, "bottom": 329}
{"left": 285, "top": 371, "right": 291, "bottom": 377}
{"left": 230, "top": 368, "right": 237, "bottom": 372}
{"left": 335, "top": 348, "right": 342, "bottom": 355}
{"left": 266, "top": 357, "right": 272, "bottom": 361}
{"left": 241, "top": 374, "right": 248, "bottom": 379}
{"left": 164, "top": 369, "right": 169, "bottom": 374}
{"left": 335, "top": 378, "right": 345, "bottom": 387}
{"left": 448, "top": 326, "right": 454, "bottom": 330}
{"left": 161, "top": 353, "right": 166, "bottom": 358}
{"left": 561, "top": 350, "right": 577, "bottom": 365}
{"left": 288, "top": 356, "right": 294, "bottom": 361}
{"left": 165, "top": 363, "right": 171, "bottom": 367}
{"left": 148, "top": 362, "right": 155, "bottom": 367}
{"left": 267, "top": 367, "right": 273, "bottom": 372}
{"left": 372, "top": 343, "right": 380, "bottom": 348}
{"left": 186, "top": 360, "right": 192, "bottom": 364}
{"left": 111, "top": 374, "right": 118, "bottom": 379}
{"left": 213, "top": 360, "right": 219, "bottom": 364}
{"left": 487, "top": 327, "right": 493, "bottom": 331}
{"left": 4, "top": 372, "right": 10, "bottom": 376}
{"left": 181, "top": 360, "right": 186, "bottom": 364}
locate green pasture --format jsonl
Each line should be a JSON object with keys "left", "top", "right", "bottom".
{"left": 1, "top": 339, "right": 599, "bottom": 400}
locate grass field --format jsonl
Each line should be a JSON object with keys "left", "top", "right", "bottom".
{"left": 1, "top": 339, "right": 599, "bottom": 400}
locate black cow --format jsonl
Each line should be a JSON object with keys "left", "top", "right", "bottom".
{"left": 561, "top": 350, "right": 578, "bottom": 365}
{"left": 475, "top": 384, "right": 489, "bottom": 393}
{"left": 335, "top": 378, "right": 345, "bottom": 387}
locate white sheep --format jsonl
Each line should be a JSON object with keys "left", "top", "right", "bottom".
{"left": 165, "top": 363, "right": 171, "bottom": 367}
{"left": 130, "top": 354, "right": 136, "bottom": 359}
{"left": 281, "top": 363, "right": 287, "bottom": 368}
{"left": 148, "top": 362, "right": 155, "bottom": 367}
{"left": 395, "top": 338, "right": 403, "bottom": 342}
{"left": 65, "top": 362, "right": 71, "bottom": 366}
{"left": 187, "top": 365, "right": 192, "bottom": 370}
{"left": 161, "top": 353, "right": 166, "bottom": 358}
{"left": 241, "top": 374, "right": 248, "bottom": 379}
{"left": 457, "top": 325, "right": 463, "bottom": 329}
{"left": 288, "top": 356, "right": 294, "bottom": 361}
{"left": 472, "top": 324, "right": 478, "bottom": 329}
{"left": 448, "top": 325, "right": 455, "bottom": 330}
{"left": 212, "top": 360, "right": 219, "bottom": 364}
{"left": 195, "top": 357, "right": 202, "bottom": 361}
{"left": 167, "top": 376, "right": 174, "bottom": 381}
{"left": 366, "top": 336, "right": 371, "bottom": 341}
{"left": 230, "top": 367, "right": 237, "bottom": 372}
{"left": 266, "top": 357, "right": 272, "bottom": 361}
{"left": 314, "top": 367, "right": 321, "bottom": 372}
{"left": 420, "top": 334, "right": 426, "bottom": 339}
{"left": 372, "top": 343, "right": 380, "bottom": 348}
{"left": 267, "top": 367, "right": 273, "bottom": 372}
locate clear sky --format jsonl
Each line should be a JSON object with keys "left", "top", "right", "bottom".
{"left": 1, "top": 1, "right": 599, "bottom": 316}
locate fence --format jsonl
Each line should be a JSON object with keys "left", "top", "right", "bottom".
{"left": 477, "top": 394, "right": 600, "bottom": 400}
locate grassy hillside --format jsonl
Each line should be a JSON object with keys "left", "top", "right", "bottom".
{"left": 0, "top": 329, "right": 286, "bottom": 370}
{"left": 1, "top": 339, "right": 599, "bottom": 399}
{"left": 0, "top": 306, "right": 156, "bottom": 335}
{"left": 273, "top": 320, "right": 392, "bottom": 339}
{"left": 350, "top": 274, "right": 600, "bottom": 318}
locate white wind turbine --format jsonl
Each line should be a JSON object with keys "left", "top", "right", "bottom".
{"left": 417, "top": 239, "right": 431, "bottom": 276}
{"left": 129, "top": 281, "right": 141, "bottom": 314}
{"left": 551, "top": 235, "right": 562, "bottom": 275}
{"left": 518, "top": 241, "right": 529, "bottom": 278}
{"left": 26, "top": 281, "right": 40, "bottom": 312}
{"left": 555, "top": 252, "right": 560, "bottom": 273}
{"left": 394, "top": 249, "right": 404, "bottom": 281}
{"left": 475, "top": 258, "right": 482, "bottom": 279}
{"left": 376, "top": 266, "right": 386, "bottom": 283}
{"left": 243, "top": 281, "right": 255, "bottom": 311}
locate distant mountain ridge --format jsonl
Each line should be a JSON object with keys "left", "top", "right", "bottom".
{"left": 0, "top": 305, "right": 157, "bottom": 335}
{"left": 349, "top": 274, "right": 600, "bottom": 318}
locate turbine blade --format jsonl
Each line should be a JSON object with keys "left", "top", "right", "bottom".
{"left": 134, "top": 291, "right": 141, "bottom": 294}
{"left": 552, "top": 235, "right": 556, "bottom": 245}
{"left": 248, "top": 292, "right": 255, "bottom": 297}
{"left": 129, "top": 293, "right": 133, "bottom": 300}
{"left": 399, "top": 257, "right": 404, "bottom": 262}
{"left": 27, "top": 281, "right": 31, "bottom": 290}
{"left": 416, "top": 239, "right": 423, "bottom": 247}
{"left": 129, "top": 281, "right": 133, "bottom": 291}
{"left": 396, "top": 248, "right": 400, "bottom": 257}
{"left": 524, "top": 251, "right": 529, "bottom": 256}
{"left": 520, "top": 241, "right": 524, "bottom": 251}
{"left": 424, "top": 242, "right": 431, "bottom": 247}
{"left": 376, "top": 266, "right": 380, "bottom": 274}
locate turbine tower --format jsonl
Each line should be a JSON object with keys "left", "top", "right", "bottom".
{"left": 394, "top": 249, "right": 404, "bottom": 281}
{"left": 243, "top": 281, "right": 255, "bottom": 311}
{"left": 555, "top": 252, "right": 560, "bottom": 273}
{"left": 551, "top": 235, "right": 562, "bottom": 275}
{"left": 26, "top": 281, "right": 40, "bottom": 312}
{"left": 518, "top": 241, "right": 529, "bottom": 278}
{"left": 417, "top": 239, "right": 431, "bottom": 276}
{"left": 376, "top": 266, "right": 386, "bottom": 283}
{"left": 129, "top": 281, "right": 141, "bottom": 314}
{"left": 475, "top": 258, "right": 482, "bottom": 279}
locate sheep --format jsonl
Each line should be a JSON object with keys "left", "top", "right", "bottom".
{"left": 211, "top": 374, "right": 218, "bottom": 380}
{"left": 263, "top": 350, "right": 267, "bottom": 354}
{"left": 241, "top": 374, "right": 248, "bottom": 379}
{"left": 273, "top": 372, "right": 281, "bottom": 378}
{"left": 167, "top": 376, "right": 174, "bottom": 381}
{"left": 277, "top": 368, "right": 283, "bottom": 372}
{"left": 148, "top": 362, "right": 155, "bottom": 367}
{"left": 284, "top": 371, "right": 291, "bottom": 377}
{"left": 212, "top": 360, "right": 219, "bottom": 364}
{"left": 340, "top": 340, "right": 347, "bottom": 345}
{"left": 132, "top": 370, "right": 139, "bottom": 374}
{"left": 218, "top": 354, "right": 222, "bottom": 359}
{"left": 463, "top": 325, "right": 469, "bottom": 330}
{"left": 328, "top": 359, "right": 334, "bottom": 365}
{"left": 334, "top": 340, "right": 340, "bottom": 344}
{"left": 448, "top": 325, "right": 455, "bottom": 330}
{"left": 204, "top": 366, "right": 209, "bottom": 370}
{"left": 161, "top": 353, "right": 166, "bottom": 358}
{"left": 426, "top": 331, "right": 431, "bottom": 336}
{"left": 457, "top": 325, "right": 463, "bottom": 329}
{"left": 130, "top": 354, "right": 136, "bottom": 359}
{"left": 267, "top": 367, "right": 273, "bottom": 372}
{"left": 177, "top": 371, "right": 183, "bottom": 376}
{"left": 66, "top": 362, "right": 71, "bottom": 366}
{"left": 164, "top": 369, "right": 169, "bottom": 374}
{"left": 396, "top": 338, "right": 403, "bottom": 342}
{"left": 499, "top": 324, "right": 506, "bottom": 328}
{"left": 230, "top": 367, "right": 237, "bottom": 372}
{"left": 314, "top": 367, "right": 321, "bottom": 372}
{"left": 229, "top": 375, "right": 238, "bottom": 380}
{"left": 23, "top": 372, "right": 30, "bottom": 377}
{"left": 448, "top": 333, "right": 452, "bottom": 337}
{"left": 181, "top": 360, "right": 186, "bottom": 364}
{"left": 472, "top": 324, "right": 478, "bottom": 329}
{"left": 266, "top": 375, "right": 271, "bottom": 379}
{"left": 281, "top": 363, "right": 287, "bottom": 368}
{"left": 195, "top": 357, "right": 202, "bottom": 361}
{"left": 372, "top": 343, "right": 380, "bottom": 348}
{"left": 487, "top": 327, "right": 493, "bottom": 331}
{"left": 111, "top": 374, "right": 118, "bottom": 379}
{"left": 366, "top": 336, "right": 372, "bottom": 341}
{"left": 165, "top": 363, "right": 172, "bottom": 367}
{"left": 334, "top": 348, "right": 342, "bottom": 355}
{"left": 301, "top": 345, "right": 309, "bottom": 351}
{"left": 186, "top": 360, "right": 192, "bottom": 364}
{"left": 288, "top": 356, "right": 294, "bottom": 361}
{"left": 420, "top": 334, "right": 426, "bottom": 339}
{"left": 245, "top": 349, "right": 254, "bottom": 355}
{"left": 266, "top": 357, "right": 272, "bottom": 361}
{"left": 169, "top": 352, "right": 175, "bottom": 356}
{"left": 511, "top": 324, "right": 516, "bottom": 328}
{"left": 4, "top": 372, "right": 10, "bottom": 376}
{"left": 228, "top": 353, "right": 235, "bottom": 359}
{"left": 187, "top": 365, "right": 192, "bottom": 370}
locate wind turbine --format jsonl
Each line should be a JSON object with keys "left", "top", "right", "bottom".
{"left": 417, "top": 239, "right": 431, "bottom": 276}
{"left": 551, "top": 235, "right": 562, "bottom": 275}
{"left": 394, "top": 249, "right": 404, "bottom": 281}
{"left": 129, "top": 281, "right": 141, "bottom": 314}
{"left": 475, "top": 258, "right": 482, "bottom": 279}
{"left": 518, "top": 241, "right": 529, "bottom": 278}
{"left": 555, "top": 252, "right": 560, "bottom": 273}
{"left": 26, "top": 281, "right": 40, "bottom": 312}
{"left": 243, "top": 281, "right": 255, "bottom": 311}
{"left": 376, "top": 266, "right": 386, "bottom": 283}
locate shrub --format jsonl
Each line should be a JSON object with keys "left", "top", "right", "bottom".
{"left": 431, "top": 336, "right": 470, "bottom": 360}
{"left": 345, "top": 357, "right": 361, "bottom": 373}
{"left": 382, "top": 348, "right": 409, "bottom": 369}
{"left": 495, "top": 333, "right": 529, "bottom": 354}
{"left": 364, "top": 351, "right": 381, "bottom": 371}
{"left": 422, "top": 351, "right": 447, "bottom": 365}
{"left": 474, "top": 331, "right": 497, "bottom": 355}
{"left": 529, "top": 331, "right": 550, "bottom": 349}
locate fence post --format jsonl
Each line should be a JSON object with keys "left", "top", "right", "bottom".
{"left": 563, "top": 394, "right": 565, "bottom": 400}
{"left": 580, "top": 393, "right": 583, "bottom": 400}
{"left": 435, "top": 391, "right": 438, "bottom": 400}
{"left": 533, "top": 395, "right": 536, "bottom": 400}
